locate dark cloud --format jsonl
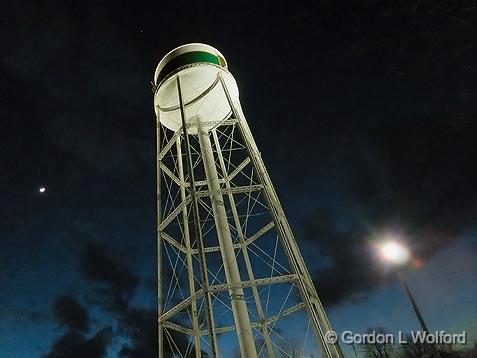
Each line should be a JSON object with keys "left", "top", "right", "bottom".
{"left": 306, "top": 119, "right": 477, "bottom": 306}
{"left": 117, "top": 307, "right": 197, "bottom": 358}
{"left": 45, "top": 292, "right": 112, "bottom": 357}
{"left": 297, "top": 0, "right": 477, "bottom": 307}
{"left": 78, "top": 242, "right": 195, "bottom": 357}
{"left": 304, "top": 213, "right": 383, "bottom": 306}
{"left": 347, "top": 122, "right": 477, "bottom": 238}
{"left": 52, "top": 295, "right": 89, "bottom": 332}
{"left": 80, "top": 242, "right": 139, "bottom": 312}
{"left": 118, "top": 307, "right": 157, "bottom": 357}
{"left": 44, "top": 326, "right": 112, "bottom": 358}
{"left": 117, "top": 307, "right": 204, "bottom": 358}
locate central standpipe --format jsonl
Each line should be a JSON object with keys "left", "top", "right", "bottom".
{"left": 196, "top": 117, "right": 258, "bottom": 358}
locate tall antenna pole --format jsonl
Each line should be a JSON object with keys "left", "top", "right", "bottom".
{"left": 398, "top": 273, "right": 429, "bottom": 332}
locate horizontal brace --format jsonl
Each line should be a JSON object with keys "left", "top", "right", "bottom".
{"left": 185, "top": 178, "right": 226, "bottom": 188}
{"left": 196, "top": 184, "right": 263, "bottom": 198}
{"left": 162, "top": 321, "right": 193, "bottom": 336}
{"left": 186, "top": 118, "right": 237, "bottom": 129}
{"left": 191, "top": 242, "right": 241, "bottom": 255}
{"left": 190, "top": 221, "right": 275, "bottom": 255}
{"left": 182, "top": 151, "right": 247, "bottom": 188}
{"left": 160, "top": 274, "right": 298, "bottom": 323}
{"left": 207, "top": 274, "right": 298, "bottom": 294}
{"left": 211, "top": 322, "right": 261, "bottom": 335}
{"left": 200, "top": 302, "right": 306, "bottom": 336}
{"left": 158, "top": 120, "right": 237, "bottom": 160}
{"left": 158, "top": 119, "right": 237, "bottom": 160}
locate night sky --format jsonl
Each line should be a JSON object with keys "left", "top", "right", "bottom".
{"left": 1, "top": 1, "right": 477, "bottom": 357}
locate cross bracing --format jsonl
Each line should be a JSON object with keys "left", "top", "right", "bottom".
{"left": 156, "top": 70, "right": 342, "bottom": 358}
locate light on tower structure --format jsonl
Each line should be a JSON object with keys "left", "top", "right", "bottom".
{"left": 154, "top": 43, "right": 342, "bottom": 358}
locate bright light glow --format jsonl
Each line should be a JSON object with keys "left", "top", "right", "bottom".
{"left": 379, "top": 241, "right": 410, "bottom": 265}
{"left": 39, "top": 187, "right": 46, "bottom": 193}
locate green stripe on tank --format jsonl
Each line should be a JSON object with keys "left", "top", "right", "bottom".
{"left": 157, "top": 51, "right": 225, "bottom": 85}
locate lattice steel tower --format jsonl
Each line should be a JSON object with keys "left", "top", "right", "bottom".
{"left": 154, "top": 44, "right": 342, "bottom": 358}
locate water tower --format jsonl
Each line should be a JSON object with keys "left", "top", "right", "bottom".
{"left": 154, "top": 43, "right": 342, "bottom": 358}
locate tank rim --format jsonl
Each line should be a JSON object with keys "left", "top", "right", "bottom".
{"left": 154, "top": 43, "right": 227, "bottom": 85}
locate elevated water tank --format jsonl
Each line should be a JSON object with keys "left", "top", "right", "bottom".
{"left": 154, "top": 43, "right": 239, "bottom": 134}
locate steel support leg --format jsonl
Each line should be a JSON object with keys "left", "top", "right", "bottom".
{"left": 176, "top": 137, "right": 202, "bottom": 357}
{"left": 156, "top": 113, "right": 164, "bottom": 358}
{"left": 197, "top": 119, "right": 258, "bottom": 358}
{"left": 212, "top": 128, "right": 275, "bottom": 358}
{"left": 218, "top": 74, "right": 343, "bottom": 358}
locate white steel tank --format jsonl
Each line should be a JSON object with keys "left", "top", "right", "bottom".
{"left": 154, "top": 43, "right": 239, "bottom": 134}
